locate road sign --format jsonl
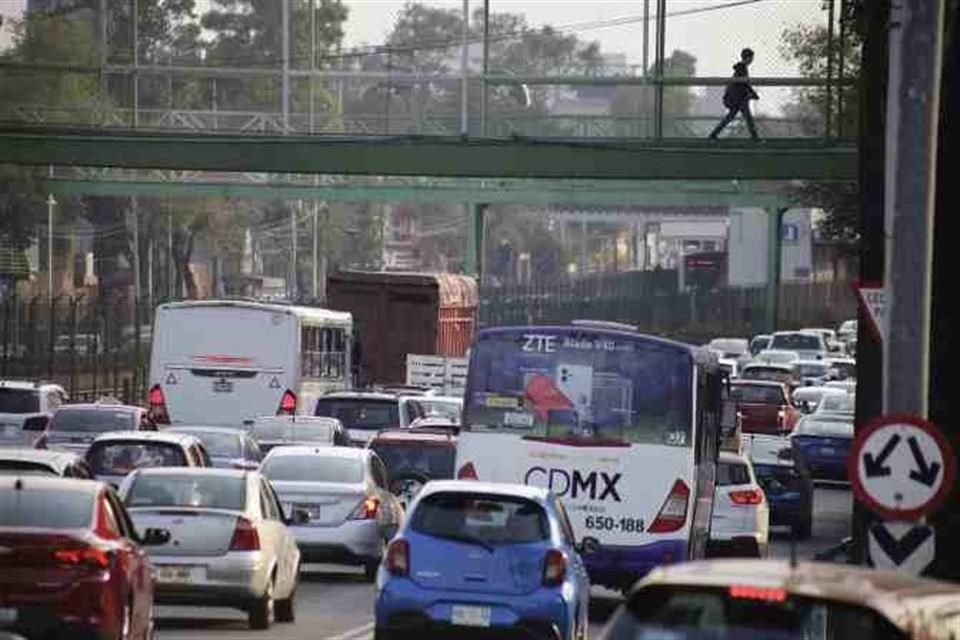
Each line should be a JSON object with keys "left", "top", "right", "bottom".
{"left": 867, "top": 521, "right": 935, "bottom": 575}
{"left": 849, "top": 414, "right": 956, "bottom": 520}
{"left": 854, "top": 282, "right": 886, "bottom": 341}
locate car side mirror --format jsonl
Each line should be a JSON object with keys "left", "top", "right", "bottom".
{"left": 22, "top": 415, "right": 49, "bottom": 431}
{"left": 287, "top": 508, "right": 310, "bottom": 526}
{"left": 577, "top": 536, "right": 600, "bottom": 556}
{"left": 140, "top": 527, "right": 171, "bottom": 546}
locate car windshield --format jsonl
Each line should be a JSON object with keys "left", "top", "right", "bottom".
{"left": 125, "top": 474, "right": 245, "bottom": 510}
{"left": 0, "top": 460, "right": 58, "bottom": 476}
{"left": 87, "top": 442, "right": 186, "bottom": 475}
{"left": 750, "top": 336, "right": 770, "bottom": 354}
{"left": 606, "top": 587, "right": 900, "bottom": 640}
{"left": 50, "top": 408, "right": 135, "bottom": 433}
{"left": 771, "top": 333, "right": 822, "bottom": 351}
{"left": 817, "top": 394, "right": 855, "bottom": 415}
{"left": 173, "top": 430, "right": 241, "bottom": 457}
{"left": 315, "top": 399, "right": 399, "bottom": 431}
{"left": 796, "top": 417, "right": 853, "bottom": 438}
{"left": 731, "top": 385, "right": 785, "bottom": 405}
{"left": 0, "top": 486, "right": 93, "bottom": 528}
{"left": 464, "top": 330, "right": 693, "bottom": 447}
{"left": 261, "top": 455, "right": 364, "bottom": 483}
{"left": 410, "top": 399, "right": 462, "bottom": 422}
{"left": 411, "top": 492, "right": 549, "bottom": 545}
{"left": 0, "top": 389, "right": 40, "bottom": 414}
{"left": 370, "top": 441, "right": 455, "bottom": 479}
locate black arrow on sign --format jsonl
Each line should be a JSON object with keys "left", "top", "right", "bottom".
{"left": 864, "top": 434, "right": 901, "bottom": 478}
{"left": 870, "top": 523, "right": 933, "bottom": 565}
{"left": 907, "top": 436, "right": 941, "bottom": 487}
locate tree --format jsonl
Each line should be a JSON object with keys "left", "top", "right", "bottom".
{"left": 609, "top": 49, "right": 699, "bottom": 136}
{"left": 780, "top": 10, "right": 863, "bottom": 249}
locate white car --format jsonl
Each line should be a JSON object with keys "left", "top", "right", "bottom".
{"left": 708, "top": 451, "right": 770, "bottom": 558}
{"left": 791, "top": 386, "right": 836, "bottom": 414}
{"left": 259, "top": 445, "right": 404, "bottom": 581}
{"left": 0, "top": 380, "right": 67, "bottom": 446}
{"left": 768, "top": 331, "right": 829, "bottom": 361}
{"left": 753, "top": 349, "right": 801, "bottom": 366}
{"left": 794, "top": 359, "right": 831, "bottom": 387}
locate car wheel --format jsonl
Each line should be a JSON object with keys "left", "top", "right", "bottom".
{"left": 275, "top": 579, "right": 297, "bottom": 623}
{"left": 248, "top": 575, "right": 275, "bottom": 630}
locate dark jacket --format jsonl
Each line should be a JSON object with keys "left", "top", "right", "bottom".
{"left": 723, "top": 62, "right": 759, "bottom": 108}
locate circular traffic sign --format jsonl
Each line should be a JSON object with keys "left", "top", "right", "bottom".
{"left": 849, "top": 414, "right": 956, "bottom": 520}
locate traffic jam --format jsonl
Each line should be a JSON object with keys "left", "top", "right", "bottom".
{"left": 1, "top": 276, "right": 957, "bottom": 640}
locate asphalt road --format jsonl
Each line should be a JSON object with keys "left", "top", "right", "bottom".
{"left": 157, "top": 485, "right": 853, "bottom": 640}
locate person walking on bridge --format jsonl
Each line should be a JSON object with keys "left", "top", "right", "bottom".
{"left": 709, "top": 47, "right": 760, "bottom": 140}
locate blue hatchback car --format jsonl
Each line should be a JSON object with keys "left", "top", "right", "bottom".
{"left": 374, "top": 480, "right": 591, "bottom": 640}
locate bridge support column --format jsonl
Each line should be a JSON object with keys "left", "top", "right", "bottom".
{"left": 765, "top": 207, "right": 787, "bottom": 334}
{"left": 465, "top": 203, "right": 487, "bottom": 279}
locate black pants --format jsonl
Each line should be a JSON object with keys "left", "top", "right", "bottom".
{"left": 709, "top": 101, "right": 758, "bottom": 139}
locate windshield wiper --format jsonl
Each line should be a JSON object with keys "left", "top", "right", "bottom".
{"left": 435, "top": 532, "right": 495, "bottom": 553}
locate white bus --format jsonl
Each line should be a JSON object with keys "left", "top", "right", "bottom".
{"left": 147, "top": 300, "right": 353, "bottom": 426}
{"left": 455, "top": 321, "right": 731, "bottom": 592}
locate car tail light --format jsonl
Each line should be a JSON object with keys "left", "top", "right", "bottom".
{"left": 729, "top": 489, "right": 765, "bottom": 505}
{"left": 148, "top": 384, "right": 171, "bottom": 424}
{"left": 456, "top": 462, "right": 478, "bottom": 480}
{"left": 53, "top": 547, "right": 111, "bottom": 569}
{"left": 648, "top": 479, "right": 690, "bottom": 533}
{"left": 350, "top": 496, "right": 380, "bottom": 520}
{"left": 277, "top": 390, "right": 297, "bottom": 416}
{"left": 94, "top": 499, "right": 119, "bottom": 540}
{"left": 542, "top": 549, "right": 566, "bottom": 587}
{"left": 229, "top": 516, "right": 260, "bottom": 551}
{"left": 386, "top": 539, "right": 409, "bottom": 577}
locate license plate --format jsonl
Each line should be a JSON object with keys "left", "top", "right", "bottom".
{"left": 0, "top": 607, "right": 17, "bottom": 623}
{"left": 213, "top": 379, "right": 234, "bottom": 393}
{"left": 820, "top": 447, "right": 837, "bottom": 455}
{"left": 153, "top": 565, "right": 205, "bottom": 584}
{"left": 451, "top": 605, "right": 491, "bottom": 628}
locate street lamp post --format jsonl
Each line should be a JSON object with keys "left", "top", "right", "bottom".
{"left": 46, "top": 193, "right": 57, "bottom": 304}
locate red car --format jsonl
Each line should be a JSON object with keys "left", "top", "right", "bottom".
{"left": 0, "top": 475, "right": 168, "bottom": 640}
{"left": 730, "top": 380, "right": 801, "bottom": 435}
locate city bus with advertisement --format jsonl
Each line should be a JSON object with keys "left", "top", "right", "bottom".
{"left": 147, "top": 300, "right": 353, "bottom": 426}
{"left": 455, "top": 320, "right": 731, "bottom": 592}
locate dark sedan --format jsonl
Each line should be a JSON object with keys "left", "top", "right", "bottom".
{"left": 789, "top": 393, "right": 854, "bottom": 482}
{"left": 0, "top": 475, "right": 167, "bottom": 640}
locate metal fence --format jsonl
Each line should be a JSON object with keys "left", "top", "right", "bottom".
{"left": 0, "top": 295, "right": 153, "bottom": 404}
{"left": 479, "top": 273, "right": 857, "bottom": 344}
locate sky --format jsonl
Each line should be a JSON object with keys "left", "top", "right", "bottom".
{"left": 0, "top": 0, "right": 826, "bottom": 112}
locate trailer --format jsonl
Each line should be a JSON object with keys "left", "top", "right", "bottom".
{"left": 326, "top": 271, "right": 478, "bottom": 386}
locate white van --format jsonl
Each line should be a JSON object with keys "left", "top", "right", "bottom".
{"left": 147, "top": 300, "right": 352, "bottom": 426}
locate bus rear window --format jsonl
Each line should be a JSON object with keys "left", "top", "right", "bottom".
{"left": 463, "top": 332, "right": 693, "bottom": 447}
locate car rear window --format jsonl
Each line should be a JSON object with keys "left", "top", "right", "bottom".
{"left": 607, "top": 586, "right": 902, "bottom": 640}
{"left": 315, "top": 399, "right": 399, "bottom": 431}
{"left": 771, "top": 333, "right": 822, "bottom": 351}
{"left": 87, "top": 442, "right": 186, "bottom": 475}
{"left": 369, "top": 441, "right": 455, "bottom": 480}
{"left": 0, "top": 486, "right": 93, "bottom": 528}
{"left": 717, "top": 461, "right": 751, "bottom": 486}
{"left": 176, "top": 430, "right": 241, "bottom": 457}
{"left": 818, "top": 394, "right": 855, "bottom": 414}
{"left": 261, "top": 455, "right": 364, "bottom": 483}
{"left": 731, "top": 385, "right": 785, "bottom": 405}
{"left": 796, "top": 417, "right": 854, "bottom": 438}
{"left": 51, "top": 408, "right": 135, "bottom": 433}
{"left": 0, "top": 461, "right": 57, "bottom": 476}
{"left": 125, "top": 474, "right": 246, "bottom": 510}
{"left": 0, "top": 389, "right": 40, "bottom": 414}
{"left": 411, "top": 492, "right": 549, "bottom": 545}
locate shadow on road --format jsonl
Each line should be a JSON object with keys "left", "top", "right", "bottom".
{"left": 156, "top": 616, "right": 247, "bottom": 631}
{"left": 299, "top": 565, "right": 371, "bottom": 584}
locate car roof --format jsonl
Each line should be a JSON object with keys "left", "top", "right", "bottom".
{"left": 319, "top": 391, "right": 399, "bottom": 401}
{"left": 419, "top": 479, "right": 550, "bottom": 502}
{"left": 0, "top": 474, "right": 103, "bottom": 495}
{"left": 632, "top": 559, "right": 959, "bottom": 632}
{"left": 0, "top": 380, "right": 64, "bottom": 392}
{"left": 90, "top": 430, "right": 200, "bottom": 445}
{"left": 132, "top": 466, "right": 250, "bottom": 479}
{"left": 370, "top": 429, "right": 455, "bottom": 444}
{"left": 263, "top": 445, "right": 366, "bottom": 460}
{"left": 795, "top": 359, "right": 828, "bottom": 366}
{"left": 0, "top": 447, "right": 83, "bottom": 468}
{"left": 167, "top": 425, "right": 247, "bottom": 436}
{"left": 56, "top": 403, "right": 142, "bottom": 413}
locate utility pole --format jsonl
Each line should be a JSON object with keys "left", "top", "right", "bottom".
{"left": 46, "top": 193, "right": 56, "bottom": 304}
{"left": 480, "top": 0, "right": 489, "bottom": 136}
{"left": 132, "top": 0, "right": 139, "bottom": 128}
{"left": 460, "top": 0, "right": 469, "bottom": 136}
{"left": 290, "top": 203, "right": 299, "bottom": 300}
{"left": 167, "top": 210, "right": 174, "bottom": 300}
{"left": 131, "top": 197, "right": 141, "bottom": 305}
{"left": 282, "top": 0, "right": 290, "bottom": 131}
{"left": 643, "top": 0, "right": 650, "bottom": 75}
{"left": 882, "top": 0, "right": 944, "bottom": 416}
{"left": 312, "top": 201, "right": 319, "bottom": 300}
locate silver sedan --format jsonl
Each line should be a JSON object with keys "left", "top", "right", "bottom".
{"left": 118, "top": 467, "right": 303, "bottom": 630}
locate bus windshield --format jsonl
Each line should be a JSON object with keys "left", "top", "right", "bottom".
{"left": 464, "top": 330, "right": 693, "bottom": 447}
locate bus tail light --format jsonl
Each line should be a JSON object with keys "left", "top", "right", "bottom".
{"left": 277, "top": 390, "right": 297, "bottom": 416}
{"left": 147, "top": 384, "right": 171, "bottom": 424}
{"left": 648, "top": 479, "right": 690, "bottom": 533}
{"left": 457, "top": 462, "right": 478, "bottom": 480}
{"left": 542, "top": 549, "right": 566, "bottom": 587}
